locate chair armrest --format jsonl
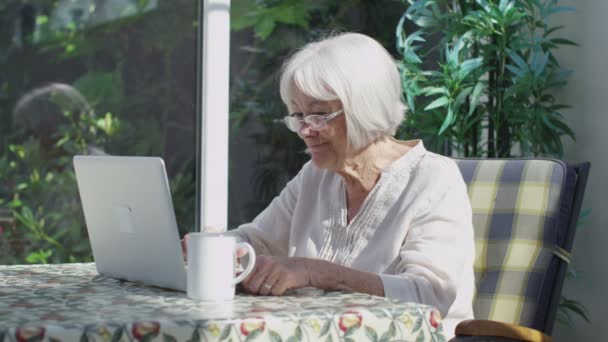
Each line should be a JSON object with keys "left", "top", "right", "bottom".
{"left": 455, "top": 319, "right": 552, "bottom": 342}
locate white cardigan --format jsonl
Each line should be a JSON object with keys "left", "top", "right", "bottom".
{"left": 233, "top": 140, "right": 475, "bottom": 338}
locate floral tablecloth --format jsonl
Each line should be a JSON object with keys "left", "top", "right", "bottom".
{"left": 0, "top": 263, "right": 445, "bottom": 342}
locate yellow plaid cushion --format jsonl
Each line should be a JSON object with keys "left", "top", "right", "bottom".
{"left": 455, "top": 159, "right": 568, "bottom": 328}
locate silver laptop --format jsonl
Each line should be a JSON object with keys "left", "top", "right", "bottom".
{"left": 73, "top": 155, "right": 187, "bottom": 291}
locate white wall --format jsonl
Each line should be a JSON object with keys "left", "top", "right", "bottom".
{"left": 552, "top": 1, "right": 608, "bottom": 340}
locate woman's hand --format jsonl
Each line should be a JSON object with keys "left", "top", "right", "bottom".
{"left": 241, "top": 256, "right": 312, "bottom": 296}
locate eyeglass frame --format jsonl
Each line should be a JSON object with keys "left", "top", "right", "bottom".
{"left": 282, "top": 109, "right": 344, "bottom": 133}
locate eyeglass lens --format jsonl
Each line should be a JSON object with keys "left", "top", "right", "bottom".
{"left": 285, "top": 115, "right": 326, "bottom": 132}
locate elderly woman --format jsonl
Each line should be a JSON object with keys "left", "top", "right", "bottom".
{"left": 216, "top": 33, "right": 474, "bottom": 338}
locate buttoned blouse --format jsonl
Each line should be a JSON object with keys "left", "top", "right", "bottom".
{"left": 232, "top": 140, "right": 475, "bottom": 339}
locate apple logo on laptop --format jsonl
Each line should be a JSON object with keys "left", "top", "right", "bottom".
{"left": 112, "top": 204, "right": 135, "bottom": 234}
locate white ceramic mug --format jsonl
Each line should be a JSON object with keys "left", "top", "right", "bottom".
{"left": 187, "top": 233, "right": 256, "bottom": 301}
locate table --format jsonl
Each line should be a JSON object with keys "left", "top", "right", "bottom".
{"left": 0, "top": 263, "right": 445, "bottom": 342}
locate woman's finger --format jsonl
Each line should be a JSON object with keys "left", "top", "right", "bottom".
{"left": 243, "top": 270, "right": 266, "bottom": 293}
{"left": 236, "top": 246, "right": 248, "bottom": 258}
{"left": 271, "top": 278, "right": 289, "bottom": 296}
{"left": 181, "top": 235, "right": 189, "bottom": 262}
{"left": 258, "top": 269, "right": 281, "bottom": 296}
{"left": 242, "top": 256, "right": 272, "bottom": 293}
{"left": 235, "top": 246, "right": 249, "bottom": 274}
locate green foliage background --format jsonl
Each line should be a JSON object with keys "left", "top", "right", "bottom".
{"left": 395, "top": 0, "right": 576, "bottom": 157}
{"left": 0, "top": 0, "right": 405, "bottom": 264}
{"left": 0, "top": 0, "right": 198, "bottom": 264}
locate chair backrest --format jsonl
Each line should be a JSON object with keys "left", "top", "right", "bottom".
{"left": 454, "top": 158, "right": 590, "bottom": 334}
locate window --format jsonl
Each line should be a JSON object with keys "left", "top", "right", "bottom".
{"left": 0, "top": 0, "right": 199, "bottom": 264}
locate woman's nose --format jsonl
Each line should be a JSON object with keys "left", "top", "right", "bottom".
{"left": 298, "top": 122, "right": 318, "bottom": 138}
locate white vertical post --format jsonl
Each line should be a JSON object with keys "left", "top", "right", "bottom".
{"left": 200, "top": 0, "right": 230, "bottom": 229}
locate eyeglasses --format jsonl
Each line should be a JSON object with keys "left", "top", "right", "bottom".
{"left": 282, "top": 109, "right": 343, "bottom": 133}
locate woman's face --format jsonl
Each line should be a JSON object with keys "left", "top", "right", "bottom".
{"left": 290, "top": 88, "right": 348, "bottom": 171}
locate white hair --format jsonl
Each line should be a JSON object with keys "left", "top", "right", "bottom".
{"left": 279, "top": 32, "right": 407, "bottom": 151}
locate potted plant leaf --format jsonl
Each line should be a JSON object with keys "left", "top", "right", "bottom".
{"left": 396, "top": 0, "right": 576, "bottom": 158}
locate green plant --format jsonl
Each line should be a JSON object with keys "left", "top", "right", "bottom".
{"left": 0, "top": 1, "right": 199, "bottom": 264}
{"left": 396, "top": 0, "right": 576, "bottom": 157}
{"left": 0, "top": 105, "right": 118, "bottom": 264}
{"left": 555, "top": 208, "right": 591, "bottom": 326}
{"left": 396, "top": 0, "right": 585, "bottom": 326}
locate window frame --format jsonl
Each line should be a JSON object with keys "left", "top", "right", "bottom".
{"left": 196, "top": 0, "right": 230, "bottom": 231}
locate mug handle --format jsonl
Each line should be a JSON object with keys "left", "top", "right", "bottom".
{"left": 233, "top": 242, "right": 256, "bottom": 285}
